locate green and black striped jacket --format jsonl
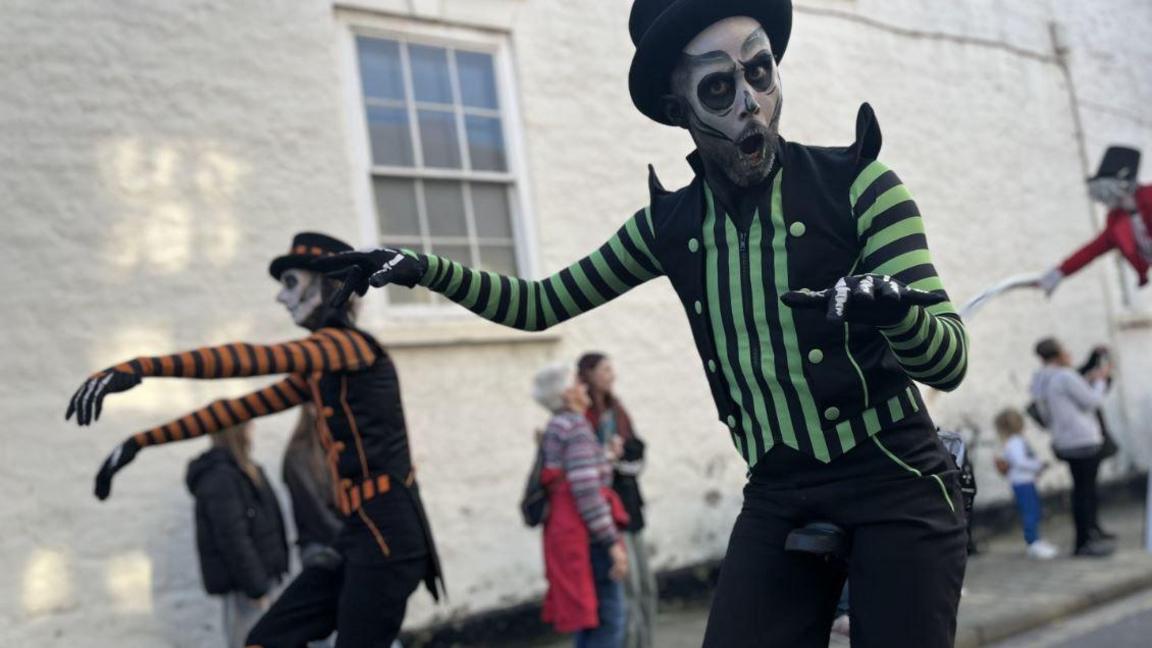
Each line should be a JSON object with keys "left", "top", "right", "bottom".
{"left": 414, "top": 104, "right": 967, "bottom": 468}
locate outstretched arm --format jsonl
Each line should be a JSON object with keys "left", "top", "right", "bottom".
{"left": 111, "top": 327, "right": 376, "bottom": 379}
{"left": 93, "top": 375, "right": 309, "bottom": 499}
{"left": 67, "top": 328, "right": 376, "bottom": 425}
{"left": 853, "top": 160, "right": 968, "bottom": 392}
{"left": 318, "top": 210, "right": 664, "bottom": 332}
{"left": 1055, "top": 229, "right": 1115, "bottom": 282}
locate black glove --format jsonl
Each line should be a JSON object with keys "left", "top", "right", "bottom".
{"left": 313, "top": 248, "right": 428, "bottom": 308}
{"left": 66, "top": 370, "right": 143, "bottom": 426}
{"left": 94, "top": 438, "right": 141, "bottom": 500}
{"left": 781, "top": 274, "right": 945, "bottom": 327}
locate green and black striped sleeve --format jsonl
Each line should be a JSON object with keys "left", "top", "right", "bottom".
{"left": 414, "top": 209, "right": 663, "bottom": 331}
{"left": 851, "top": 160, "right": 968, "bottom": 392}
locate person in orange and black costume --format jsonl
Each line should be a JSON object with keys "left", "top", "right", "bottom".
{"left": 65, "top": 232, "right": 443, "bottom": 648}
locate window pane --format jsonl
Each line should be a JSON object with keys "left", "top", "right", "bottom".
{"left": 430, "top": 243, "right": 474, "bottom": 267}
{"left": 423, "top": 180, "right": 468, "bottom": 237}
{"left": 386, "top": 284, "right": 430, "bottom": 305}
{"left": 366, "top": 106, "right": 414, "bottom": 167}
{"left": 373, "top": 177, "right": 420, "bottom": 237}
{"left": 478, "top": 245, "right": 518, "bottom": 275}
{"left": 471, "top": 183, "right": 513, "bottom": 239}
{"left": 357, "top": 37, "right": 405, "bottom": 101}
{"left": 465, "top": 115, "right": 507, "bottom": 171}
{"left": 409, "top": 44, "right": 452, "bottom": 104}
{"left": 457, "top": 51, "right": 498, "bottom": 109}
{"left": 418, "top": 109, "right": 462, "bottom": 168}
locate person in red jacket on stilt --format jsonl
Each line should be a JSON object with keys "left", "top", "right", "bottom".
{"left": 1039, "top": 146, "right": 1152, "bottom": 295}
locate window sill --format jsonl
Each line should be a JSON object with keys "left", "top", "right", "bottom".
{"left": 366, "top": 316, "right": 562, "bottom": 349}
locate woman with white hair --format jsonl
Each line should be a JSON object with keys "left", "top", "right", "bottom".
{"left": 533, "top": 363, "right": 630, "bottom": 648}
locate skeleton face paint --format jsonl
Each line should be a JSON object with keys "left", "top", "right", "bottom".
{"left": 1088, "top": 178, "right": 1138, "bottom": 210}
{"left": 671, "top": 16, "right": 782, "bottom": 187}
{"left": 277, "top": 269, "right": 325, "bottom": 329}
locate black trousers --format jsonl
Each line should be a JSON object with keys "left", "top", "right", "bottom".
{"left": 1064, "top": 454, "right": 1102, "bottom": 550}
{"left": 246, "top": 493, "right": 430, "bottom": 648}
{"left": 245, "top": 557, "right": 425, "bottom": 648}
{"left": 702, "top": 412, "right": 968, "bottom": 648}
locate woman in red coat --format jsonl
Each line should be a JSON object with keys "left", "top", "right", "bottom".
{"left": 532, "top": 363, "right": 630, "bottom": 647}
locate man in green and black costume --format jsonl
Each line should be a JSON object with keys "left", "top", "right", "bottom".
{"left": 322, "top": 1, "right": 968, "bottom": 645}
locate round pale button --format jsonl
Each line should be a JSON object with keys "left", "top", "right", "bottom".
{"left": 726, "top": 415, "right": 737, "bottom": 428}
{"left": 689, "top": 238, "right": 700, "bottom": 252}
{"left": 694, "top": 300, "right": 703, "bottom": 314}
{"left": 808, "top": 349, "right": 824, "bottom": 364}
{"left": 824, "top": 407, "right": 840, "bottom": 421}
{"left": 708, "top": 360, "right": 717, "bottom": 373}
{"left": 789, "top": 222, "right": 807, "bottom": 237}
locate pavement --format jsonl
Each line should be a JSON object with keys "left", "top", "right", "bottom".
{"left": 990, "top": 588, "right": 1152, "bottom": 647}
{"left": 523, "top": 499, "right": 1152, "bottom": 648}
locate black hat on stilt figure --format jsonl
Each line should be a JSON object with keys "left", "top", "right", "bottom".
{"left": 1088, "top": 146, "right": 1141, "bottom": 182}
{"left": 269, "top": 232, "right": 354, "bottom": 280}
{"left": 628, "top": 0, "right": 793, "bottom": 125}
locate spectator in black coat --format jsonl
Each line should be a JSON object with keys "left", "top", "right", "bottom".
{"left": 282, "top": 404, "right": 344, "bottom": 571}
{"left": 186, "top": 422, "right": 289, "bottom": 647}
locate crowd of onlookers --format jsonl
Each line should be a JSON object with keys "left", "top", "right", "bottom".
{"left": 185, "top": 351, "right": 656, "bottom": 648}
{"left": 184, "top": 337, "right": 1122, "bottom": 647}
{"left": 994, "top": 337, "right": 1119, "bottom": 561}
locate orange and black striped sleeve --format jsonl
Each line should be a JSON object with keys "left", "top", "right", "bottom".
{"left": 132, "top": 375, "right": 310, "bottom": 448}
{"left": 108, "top": 328, "right": 378, "bottom": 379}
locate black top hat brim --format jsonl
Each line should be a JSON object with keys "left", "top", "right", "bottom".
{"left": 269, "top": 254, "right": 322, "bottom": 280}
{"left": 268, "top": 232, "right": 354, "bottom": 280}
{"left": 629, "top": 0, "right": 793, "bottom": 125}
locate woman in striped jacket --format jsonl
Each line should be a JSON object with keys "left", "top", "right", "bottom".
{"left": 533, "top": 363, "right": 630, "bottom": 648}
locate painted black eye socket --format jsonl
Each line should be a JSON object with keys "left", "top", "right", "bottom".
{"left": 744, "top": 60, "right": 775, "bottom": 92}
{"left": 283, "top": 275, "right": 298, "bottom": 289}
{"left": 697, "top": 72, "right": 736, "bottom": 111}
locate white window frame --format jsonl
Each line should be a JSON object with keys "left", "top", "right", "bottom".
{"left": 336, "top": 13, "right": 538, "bottom": 320}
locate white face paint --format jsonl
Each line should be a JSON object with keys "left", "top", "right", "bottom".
{"left": 277, "top": 268, "right": 324, "bottom": 327}
{"left": 671, "top": 16, "right": 782, "bottom": 187}
{"left": 1088, "top": 178, "right": 1137, "bottom": 210}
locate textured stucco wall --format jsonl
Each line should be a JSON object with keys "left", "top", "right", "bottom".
{"left": 2, "top": 0, "right": 1151, "bottom": 644}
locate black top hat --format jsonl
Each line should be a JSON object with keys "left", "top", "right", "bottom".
{"left": 1089, "top": 146, "right": 1141, "bottom": 182}
{"left": 629, "top": 0, "right": 793, "bottom": 125}
{"left": 269, "top": 232, "right": 354, "bottom": 280}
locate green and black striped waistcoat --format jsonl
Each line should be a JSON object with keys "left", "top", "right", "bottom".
{"left": 645, "top": 107, "right": 965, "bottom": 467}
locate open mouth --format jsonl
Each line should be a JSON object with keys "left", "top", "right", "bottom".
{"left": 738, "top": 133, "right": 766, "bottom": 157}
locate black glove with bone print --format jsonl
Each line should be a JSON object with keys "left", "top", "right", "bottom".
{"left": 781, "top": 274, "right": 945, "bottom": 327}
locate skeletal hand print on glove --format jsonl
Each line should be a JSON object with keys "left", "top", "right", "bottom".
{"left": 313, "top": 248, "right": 427, "bottom": 308}
{"left": 66, "top": 370, "right": 143, "bottom": 426}
{"left": 94, "top": 438, "right": 141, "bottom": 500}
{"left": 781, "top": 274, "right": 945, "bottom": 326}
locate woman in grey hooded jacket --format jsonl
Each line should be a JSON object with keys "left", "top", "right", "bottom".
{"left": 1031, "top": 338, "right": 1113, "bottom": 557}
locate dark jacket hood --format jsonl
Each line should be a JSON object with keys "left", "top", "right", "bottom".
{"left": 186, "top": 447, "right": 237, "bottom": 492}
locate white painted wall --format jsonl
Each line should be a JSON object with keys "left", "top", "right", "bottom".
{"left": 2, "top": 0, "right": 1150, "bottom": 644}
